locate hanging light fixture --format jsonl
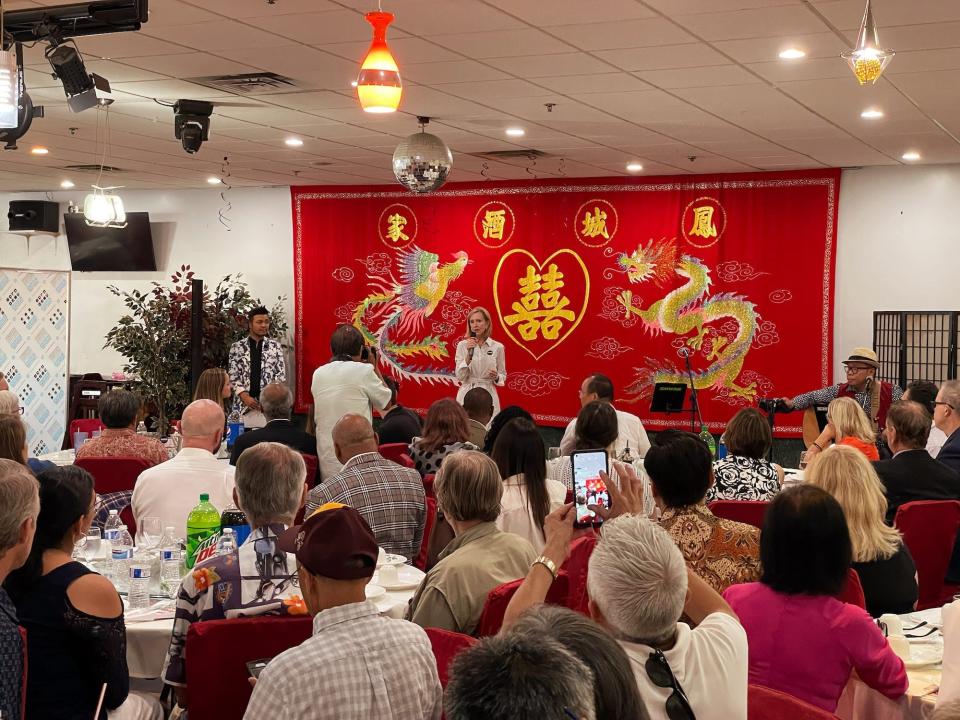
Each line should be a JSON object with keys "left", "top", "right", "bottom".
{"left": 83, "top": 105, "right": 126, "bottom": 227}
{"left": 393, "top": 116, "right": 453, "bottom": 194}
{"left": 356, "top": 7, "right": 402, "bottom": 113}
{"left": 841, "top": 0, "right": 894, "bottom": 85}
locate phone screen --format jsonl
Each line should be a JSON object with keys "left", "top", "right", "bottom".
{"left": 571, "top": 450, "right": 609, "bottom": 527}
{"left": 246, "top": 658, "right": 271, "bottom": 679}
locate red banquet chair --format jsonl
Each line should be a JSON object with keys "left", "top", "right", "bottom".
{"left": 185, "top": 615, "right": 313, "bottom": 720}
{"left": 415, "top": 496, "right": 437, "bottom": 571}
{"left": 748, "top": 684, "right": 840, "bottom": 719}
{"left": 379, "top": 442, "right": 415, "bottom": 468}
{"left": 837, "top": 568, "right": 866, "bottom": 610}
{"left": 562, "top": 534, "right": 597, "bottom": 615}
{"left": 894, "top": 499, "right": 960, "bottom": 609}
{"left": 68, "top": 418, "right": 104, "bottom": 447}
{"left": 299, "top": 452, "right": 319, "bottom": 488}
{"left": 74, "top": 456, "right": 151, "bottom": 537}
{"left": 475, "top": 571, "right": 570, "bottom": 637}
{"left": 425, "top": 628, "right": 477, "bottom": 689}
{"left": 708, "top": 500, "right": 769, "bottom": 529}
{"left": 422, "top": 473, "right": 435, "bottom": 499}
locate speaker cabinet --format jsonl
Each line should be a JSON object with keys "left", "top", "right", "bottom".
{"left": 8, "top": 200, "right": 60, "bottom": 233}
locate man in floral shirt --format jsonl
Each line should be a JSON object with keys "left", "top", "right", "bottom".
{"left": 162, "top": 442, "right": 308, "bottom": 706}
{"left": 228, "top": 306, "right": 286, "bottom": 429}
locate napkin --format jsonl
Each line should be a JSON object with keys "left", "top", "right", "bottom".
{"left": 938, "top": 600, "right": 960, "bottom": 707}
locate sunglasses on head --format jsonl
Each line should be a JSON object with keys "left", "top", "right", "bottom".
{"left": 646, "top": 649, "right": 696, "bottom": 720}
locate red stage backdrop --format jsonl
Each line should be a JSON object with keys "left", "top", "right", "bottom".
{"left": 293, "top": 170, "right": 839, "bottom": 435}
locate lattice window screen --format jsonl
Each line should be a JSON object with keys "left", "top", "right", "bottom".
{"left": 873, "top": 311, "right": 957, "bottom": 388}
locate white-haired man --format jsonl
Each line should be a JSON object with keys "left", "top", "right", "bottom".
{"left": 163, "top": 442, "right": 309, "bottom": 709}
{"left": 503, "top": 464, "right": 748, "bottom": 720}
{"left": 0, "top": 459, "right": 39, "bottom": 720}
{"left": 132, "top": 399, "right": 235, "bottom": 541}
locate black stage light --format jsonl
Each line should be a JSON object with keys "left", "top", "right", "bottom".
{"left": 47, "top": 43, "right": 93, "bottom": 96}
{"left": 173, "top": 99, "right": 213, "bottom": 155}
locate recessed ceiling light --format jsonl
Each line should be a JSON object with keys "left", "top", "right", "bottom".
{"left": 207, "top": 176, "right": 222, "bottom": 184}
{"left": 778, "top": 48, "right": 806, "bottom": 60}
{"left": 60, "top": 180, "right": 75, "bottom": 189}
{"left": 285, "top": 137, "right": 304, "bottom": 147}
{"left": 860, "top": 108, "right": 884, "bottom": 119}
{"left": 626, "top": 162, "right": 644, "bottom": 173}
{"left": 902, "top": 151, "right": 921, "bottom": 161}
{"left": 505, "top": 127, "right": 525, "bottom": 137}
{"left": 30, "top": 146, "right": 49, "bottom": 155}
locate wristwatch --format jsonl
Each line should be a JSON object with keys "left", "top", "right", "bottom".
{"left": 532, "top": 555, "right": 559, "bottom": 580}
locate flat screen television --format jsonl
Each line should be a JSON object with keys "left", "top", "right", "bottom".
{"left": 64, "top": 212, "right": 157, "bottom": 271}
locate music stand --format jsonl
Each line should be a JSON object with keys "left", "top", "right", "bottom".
{"left": 650, "top": 383, "right": 687, "bottom": 414}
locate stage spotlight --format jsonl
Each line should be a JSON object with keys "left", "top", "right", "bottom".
{"left": 173, "top": 99, "right": 213, "bottom": 155}
{"left": 46, "top": 42, "right": 111, "bottom": 113}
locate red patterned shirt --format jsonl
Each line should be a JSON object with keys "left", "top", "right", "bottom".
{"left": 75, "top": 429, "right": 168, "bottom": 467}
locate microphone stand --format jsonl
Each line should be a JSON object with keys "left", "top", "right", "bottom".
{"left": 680, "top": 349, "right": 703, "bottom": 433}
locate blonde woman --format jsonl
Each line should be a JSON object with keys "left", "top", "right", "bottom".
{"left": 807, "top": 445, "right": 917, "bottom": 616}
{"left": 193, "top": 368, "right": 232, "bottom": 413}
{"left": 454, "top": 307, "right": 506, "bottom": 416}
{"left": 828, "top": 396, "right": 879, "bottom": 460}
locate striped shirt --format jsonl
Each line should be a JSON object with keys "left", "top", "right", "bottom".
{"left": 304, "top": 453, "right": 426, "bottom": 561}
{"left": 244, "top": 600, "right": 442, "bottom": 720}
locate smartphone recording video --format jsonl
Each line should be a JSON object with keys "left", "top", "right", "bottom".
{"left": 571, "top": 449, "right": 609, "bottom": 528}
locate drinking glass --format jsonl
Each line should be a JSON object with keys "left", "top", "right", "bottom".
{"left": 798, "top": 451, "right": 812, "bottom": 470}
{"left": 81, "top": 527, "right": 101, "bottom": 563}
{"left": 140, "top": 517, "right": 162, "bottom": 549}
{"left": 547, "top": 447, "right": 562, "bottom": 462}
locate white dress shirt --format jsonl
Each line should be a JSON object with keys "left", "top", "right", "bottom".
{"left": 454, "top": 337, "right": 506, "bottom": 416}
{"left": 928, "top": 420, "right": 948, "bottom": 458}
{"left": 559, "top": 405, "right": 651, "bottom": 459}
{"left": 131, "top": 447, "right": 236, "bottom": 542}
{"left": 311, "top": 360, "right": 392, "bottom": 480}
{"left": 496, "top": 473, "right": 567, "bottom": 552}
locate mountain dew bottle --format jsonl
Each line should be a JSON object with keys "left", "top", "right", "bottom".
{"left": 185, "top": 493, "right": 221, "bottom": 569}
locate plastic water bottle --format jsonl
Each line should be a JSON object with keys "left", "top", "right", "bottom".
{"left": 699, "top": 424, "right": 717, "bottom": 459}
{"left": 185, "top": 494, "right": 221, "bottom": 569}
{"left": 136, "top": 421, "right": 148, "bottom": 436}
{"left": 216, "top": 527, "right": 237, "bottom": 557}
{"left": 718, "top": 433, "right": 728, "bottom": 460}
{"left": 110, "top": 525, "right": 135, "bottom": 591}
{"left": 103, "top": 510, "right": 122, "bottom": 577}
{"left": 159, "top": 526, "right": 183, "bottom": 597}
{"left": 128, "top": 560, "right": 152, "bottom": 610}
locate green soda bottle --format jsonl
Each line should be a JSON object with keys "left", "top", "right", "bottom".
{"left": 699, "top": 424, "right": 718, "bottom": 459}
{"left": 185, "top": 493, "right": 221, "bottom": 569}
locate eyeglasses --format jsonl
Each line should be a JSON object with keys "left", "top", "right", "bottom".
{"left": 934, "top": 400, "right": 955, "bottom": 410}
{"left": 844, "top": 366, "right": 871, "bottom": 373}
{"left": 645, "top": 649, "right": 695, "bottom": 720}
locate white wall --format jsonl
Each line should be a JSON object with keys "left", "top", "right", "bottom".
{"left": 1, "top": 166, "right": 957, "bottom": 381}
{"left": 0, "top": 187, "right": 294, "bottom": 374}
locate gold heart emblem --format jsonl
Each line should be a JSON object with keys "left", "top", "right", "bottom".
{"left": 494, "top": 248, "right": 590, "bottom": 361}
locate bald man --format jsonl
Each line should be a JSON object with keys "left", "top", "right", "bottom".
{"left": 305, "top": 414, "right": 426, "bottom": 560}
{"left": 132, "top": 399, "right": 236, "bottom": 542}
{"left": 229, "top": 383, "right": 315, "bottom": 466}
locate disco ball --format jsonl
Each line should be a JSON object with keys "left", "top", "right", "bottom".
{"left": 392, "top": 130, "right": 453, "bottom": 194}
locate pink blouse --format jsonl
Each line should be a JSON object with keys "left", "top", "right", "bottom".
{"left": 723, "top": 582, "right": 907, "bottom": 712}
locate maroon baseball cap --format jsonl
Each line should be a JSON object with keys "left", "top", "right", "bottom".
{"left": 277, "top": 503, "right": 378, "bottom": 580}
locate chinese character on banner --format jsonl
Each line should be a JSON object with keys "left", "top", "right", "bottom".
{"left": 573, "top": 199, "right": 618, "bottom": 248}
{"left": 377, "top": 203, "right": 418, "bottom": 249}
{"left": 473, "top": 201, "right": 515, "bottom": 248}
{"left": 681, "top": 196, "right": 726, "bottom": 249}
{"left": 504, "top": 263, "right": 576, "bottom": 341}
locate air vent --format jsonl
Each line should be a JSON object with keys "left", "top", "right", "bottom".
{"left": 63, "top": 164, "right": 126, "bottom": 172}
{"left": 186, "top": 72, "right": 299, "bottom": 94}
{"left": 472, "top": 149, "right": 552, "bottom": 160}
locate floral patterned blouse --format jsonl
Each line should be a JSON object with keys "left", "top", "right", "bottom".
{"left": 707, "top": 455, "right": 781, "bottom": 502}
{"left": 228, "top": 336, "right": 286, "bottom": 406}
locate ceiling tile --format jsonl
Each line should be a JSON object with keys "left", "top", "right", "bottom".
{"left": 549, "top": 17, "right": 697, "bottom": 51}
{"left": 637, "top": 64, "right": 762, "bottom": 89}
{"left": 486, "top": 52, "right": 615, "bottom": 78}
{"left": 403, "top": 60, "right": 512, "bottom": 85}
{"left": 532, "top": 73, "right": 653, "bottom": 95}
{"left": 144, "top": 20, "right": 295, "bottom": 50}
{"left": 596, "top": 43, "right": 729, "bottom": 71}
{"left": 674, "top": 5, "right": 829, "bottom": 41}
{"left": 429, "top": 28, "right": 573, "bottom": 60}
{"left": 484, "top": 0, "right": 656, "bottom": 27}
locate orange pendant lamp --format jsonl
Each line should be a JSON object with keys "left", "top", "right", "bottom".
{"left": 357, "top": 10, "right": 402, "bottom": 113}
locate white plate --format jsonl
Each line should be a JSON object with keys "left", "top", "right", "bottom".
{"left": 372, "top": 567, "right": 423, "bottom": 590}
{"left": 377, "top": 553, "right": 407, "bottom": 567}
{"left": 904, "top": 643, "right": 943, "bottom": 669}
{"left": 365, "top": 583, "right": 386, "bottom": 600}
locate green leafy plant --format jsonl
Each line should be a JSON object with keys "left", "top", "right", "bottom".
{"left": 104, "top": 265, "right": 290, "bottom": 432}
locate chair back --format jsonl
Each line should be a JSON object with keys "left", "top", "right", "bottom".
{"left": 75, "top": 456, "right": 152, "bottom": 536}
{"left": 379, "top": 442, "right": 412, "bottom": 466}
{"left": 18, "top": 625, "right": 27, "bottom": 720}
{"left": 561, "top": 534, "right": 597, "bottom": 615}
{"left": 425, "top": 628, "right": 477, "bottom": 689}
{"left": 895, "top": 499, "right": 960, "bottom": 609}
{"left": 708, "top": 500, "right": 769, "bottom": 529}
{"left": 422, "top": 473, "right": 436, "bottom": 499}
{"left": 475, "top": 571, "right": 570, "bottom": 637}
{"left": 186, "top": 615, "right": 313, "bottom": 720}
{"left": 748, "top": 684, "right": 839, "bottom": 719}
{"left": 415, "top": 496, "right": 437, "bottom": 571}
{"left": 68, "top": 418, "right": 105, "bottom": 447}
{"left": 837, "top": 568, "right": 866, "bottom": 609}
{"left": 299, "top": 452, "right": 319, "bottom": 488}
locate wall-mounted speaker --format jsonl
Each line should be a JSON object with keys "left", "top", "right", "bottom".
{"left": 8, "top": 200, "right": 60, "bottom": 233}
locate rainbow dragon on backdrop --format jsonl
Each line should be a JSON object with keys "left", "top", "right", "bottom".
{"left": 351, "top": 246, "right": 469, "bottom": 384}
{"left": 615, "top": 238, "right": 759, "bottom": 401}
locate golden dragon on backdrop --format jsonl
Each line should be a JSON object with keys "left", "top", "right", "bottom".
{"left": 351, "top": 246, "right": 469, "bottom": 384}
{"left": 615, "top": 238, "right": 759, "bottom": 401}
